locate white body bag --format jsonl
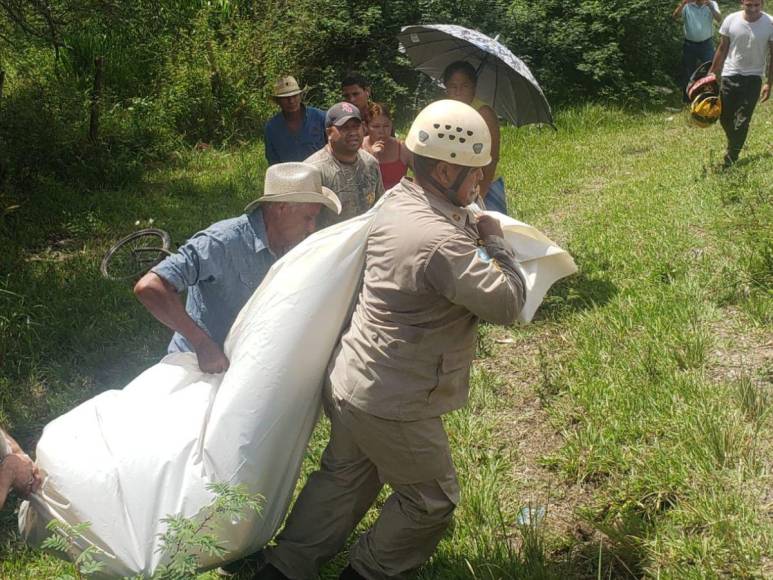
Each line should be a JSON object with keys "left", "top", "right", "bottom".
{"left": 19, "top": 204, "right": 576, "bottom": 576}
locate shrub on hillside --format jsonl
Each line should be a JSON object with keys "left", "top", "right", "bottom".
{"left": 156, "top": 8, "right": 279, "bottom": 146}
{"left": 0, "top": 50, "right": 178, "bottom": 188}
{"left": 0, "top": 0, "right": 687, "bottom": 190}
{"left": 503, "top": 0, "right": 681, "bottom": 102}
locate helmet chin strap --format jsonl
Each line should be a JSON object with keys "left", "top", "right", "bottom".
{"left": 447, "top": 166, "right": 472, "bottom": 206}
{"left": 425, "top": 165, "right": 473, "bottom": 206}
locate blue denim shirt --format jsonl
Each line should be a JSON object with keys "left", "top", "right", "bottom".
{"left": 264, "top": 106, "right": 327, "bottom": 165}
{"left": 151, "top": 209, "right": 275, "bottom": 353}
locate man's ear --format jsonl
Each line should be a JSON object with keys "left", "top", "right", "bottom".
{"left": 433, "top": 161, "right": 454, "bottom": 187}
{"left": 325, "top": 126, "right": 336, "bottom": 140}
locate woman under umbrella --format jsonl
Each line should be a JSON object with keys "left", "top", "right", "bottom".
{"left": 443, "top": 61, "right": 503, "bottom": 211}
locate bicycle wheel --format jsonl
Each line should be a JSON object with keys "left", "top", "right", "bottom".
{"left": 100, "top": 228, "right": 173, "bottom": 281}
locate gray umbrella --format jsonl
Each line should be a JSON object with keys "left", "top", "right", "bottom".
{"left": 398, "top": 24, "right": 554, "bottom": 128}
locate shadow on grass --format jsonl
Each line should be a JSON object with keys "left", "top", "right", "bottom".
{"left": 0, "top": 167, "right": 248, "bottom": 429}
{"left": 700, "top": 151, "right": 773, "bottom": 180}
{"left": 534, "top": 270, "right": 618, "bottom": 322}
{"left": 726, "top": 151, "right": 773, "bottom": 170}
{"left": 328, "top": 540, "right": 643, "bottom": 579}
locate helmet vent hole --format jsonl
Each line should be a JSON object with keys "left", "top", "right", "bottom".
{"left": 450, "top": 152, "right": 457, "bottom": 158}
{"left": 459, "top": 138, "right": 466, "bottom": 143}
{"left": 449, "top": 135, "right": 456, "bottom": 141}
{"left": 467, "top": 130, "right": 473, "bottom": 136}
{"left": 445, "top": 124, "right": 452, "bottom": 130}
{"left": 456, "top": 127, "right": 462, "bottom": 132}
{"left": 418, "top": 130, "right": 430, "bottom": 143}
{"left": 433, "top": 124, "right": 440, "bottom": 129}
{"left": 473, "top": 143, "right": 483, "bottom": 154}
{"left": 438, "top": 133, "right": 445, "bottom": 138}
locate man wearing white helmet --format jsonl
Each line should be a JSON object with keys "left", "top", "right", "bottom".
{"left": 134, "top": 162, "right": 341, "bottom": 374}
{"left": 255, "top": 100, "right": 526, "bottom": 580}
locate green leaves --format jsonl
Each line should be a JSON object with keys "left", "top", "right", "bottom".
{"left": 41, "top": 521, "right": 107, "bottom": 578}
{"left": 154, "top": 482, "right": 263, "bottom": 578}
{"left": 37, "top": 483, "right": 263, "bottom": 578}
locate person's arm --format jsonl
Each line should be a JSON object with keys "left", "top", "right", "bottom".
{"left": 0, "top": 453, "right": 41, "bottom": 508}
{"left": 761, "top": 40, "right": 773, "bottom": 103}
{"left": 710, "top": 1, "right": 721, "bottom": 23}
{"left": 134, "top": 272, "right": 229, "bottom": 373}
{"left": 425, "top": 218, "right": 526, "bottom": 326}
{"left": 2, "top": 429, "right": 22, "bottom": 455}
{"left": 672, "top": 0, "right": 688, "bottom": 20}
{"left": 0, "top": 429, "right": 42, "bottom": 508}
{"left": 362, "top": 136, "right": 378, "bottom": 156}
{"left": 477, "top": 105, "right": 500, "bottom": 201}
{"left": 708, "top": 34, "right": 729, "bottom": 76}
{"left": 373, "top": 160, "right": 386, "bottom": 199}
{"left": 0, "top": 456, "right": 16, "bottom": 508}
{"left": 264, "top": 123, "right": 279, "bottom": 166}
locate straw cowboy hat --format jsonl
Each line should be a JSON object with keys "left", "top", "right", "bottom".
{"left": 245, "top": 162, "right": 341, "bottom": 214}
{"left": 272, "top": 75, "right": 303, "bottom": 98}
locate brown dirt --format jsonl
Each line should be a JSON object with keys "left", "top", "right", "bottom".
{"left": 477, "top": 302, "right": 773, "bottom": 576}
{"left": 706, "top": 306, "right": 772, "bottom": 388}
{"left": 706, "top": 306, "right": 773, "bottom": 577}
{"left": 478, "top": 324, "right": 598, "bottom": 555}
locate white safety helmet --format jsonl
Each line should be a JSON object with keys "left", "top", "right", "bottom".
{"left": 405, "top": 99, "right": 492, "bottom": 167}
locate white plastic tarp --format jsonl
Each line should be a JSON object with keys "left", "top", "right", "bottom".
{"left": 19, "top": 205, "right": 576, "bottom": 577}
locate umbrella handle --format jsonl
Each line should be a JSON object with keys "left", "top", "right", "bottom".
{"left": 474, "top": 55, "right": 489, "bottom": 78}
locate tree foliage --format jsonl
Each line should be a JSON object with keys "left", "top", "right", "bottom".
{"left": 0, "top": 0, "right": 685, "bottom": 187}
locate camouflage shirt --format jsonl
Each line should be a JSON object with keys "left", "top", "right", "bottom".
{"left": 305, "top": 146, "right": 384, "bottom": 228}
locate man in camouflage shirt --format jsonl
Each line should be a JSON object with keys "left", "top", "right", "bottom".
{"left": 304, "top": 102, "right": 384, "bottom": 229}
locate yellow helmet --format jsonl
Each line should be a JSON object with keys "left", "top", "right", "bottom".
{"left": 690, "top": 93, "right": 721, "bottom": 128}
{"left": 405, "top": 99, "right": 492, "bottom": 167}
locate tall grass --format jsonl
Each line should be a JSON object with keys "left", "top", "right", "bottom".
{"left": 1, "top": 102, "right": 771, "bottom": 578}
{"left": 502, "top": 103, "right": 772, "bottom": 577}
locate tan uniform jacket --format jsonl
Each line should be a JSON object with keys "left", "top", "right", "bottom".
{"left": 330, "top": 178, "right": 526, "bottom": 421}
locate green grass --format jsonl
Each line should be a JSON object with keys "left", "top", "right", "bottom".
{"left": 1, "top": 101, "right": 771, "bottom": 578}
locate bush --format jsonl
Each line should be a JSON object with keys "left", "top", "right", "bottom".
{"left": 0, "top": 48, "right": 179, "bottom": 188}
{"left": 0, "top": 0, "right": 688, "bottom": 191}
{"left": 503, "top": 0, "right": 682, "bottom": 103}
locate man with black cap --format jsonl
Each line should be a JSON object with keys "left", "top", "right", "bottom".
{"left": 304, "top": 102, "right": 384, "bottom": 229}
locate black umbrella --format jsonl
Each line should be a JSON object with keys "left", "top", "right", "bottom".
{"left": 398, "top": 24, "right": 554, "bottom": 127}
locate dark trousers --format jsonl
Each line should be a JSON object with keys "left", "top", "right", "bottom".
{"left": 720, "top": 75, "right": 762, "bottom": 164}
{"left": 682, "top": 39, "right": 715, "bottom": 100}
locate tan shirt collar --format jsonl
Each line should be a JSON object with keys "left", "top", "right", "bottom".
{"left": 398, "top": 178, "right": 474, "bottom": 229}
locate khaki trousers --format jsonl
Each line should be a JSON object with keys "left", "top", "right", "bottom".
{"left": 266, "top": 387, "right": 460, "bottom": 579}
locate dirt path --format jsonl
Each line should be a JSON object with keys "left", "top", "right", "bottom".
{"left": 707, "top": 307, "right": 773, "bottom": 577}
{"left": 479, "top": 325, "right": 598, "bottom": 571}
{"left": 479, "top": 301, "right": 773, "bottom": 577}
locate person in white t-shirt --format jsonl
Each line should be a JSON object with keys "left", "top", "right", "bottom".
{"left": 673, "top": 0, "right": 722, "bottom": 100}
{"left": 709, "top": 0, "right": 773, "bottom": 166}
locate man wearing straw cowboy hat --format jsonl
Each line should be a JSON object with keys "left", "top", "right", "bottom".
{"left": 265, "top": 75, "right": 327, "bottom": 165}
{"left": 134, "top": 162, "right": 341, "bottom": 374}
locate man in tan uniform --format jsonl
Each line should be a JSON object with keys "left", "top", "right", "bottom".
{"left": 256, "top": 100, "right": 526, "bottom": 580}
